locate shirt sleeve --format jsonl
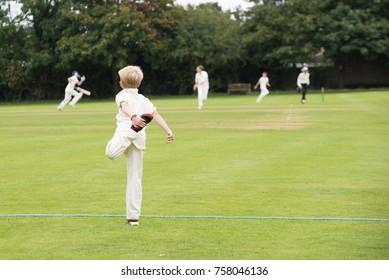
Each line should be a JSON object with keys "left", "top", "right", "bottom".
{"left": 146, "top": 98, "right": 157, "bottom": 114}
{"left": 115, "top": 92, "right": 132, "bottom": 108}
{"left": 297, "top": 74, "right": 302, "bottom": 87}
{"left": 115, "top": 93, "right": 123, "bottom": 107}
{"left": 197, "top": 74, "right": 203, "bottom": 84}
{"left": 203, "top": 71, "right": 208, "bottom": 81}
{"left": 197, "top": 72, "right": 207, "bottom": 85}
{"left": 68, "top": 76, "right": 77, "bottom": 86}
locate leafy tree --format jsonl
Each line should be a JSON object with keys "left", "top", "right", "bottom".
{"left": 241, "top": 0, "right": 328, "bottom": 89}
{"left": 316, "top": 0, "right": 389, "bottom": 87}
{"left": 243, "top": 0, "right": 324, "bottom": 67}
{"left": 1, "top": 0, "right": 388, "bottom": 100}
{"left": 0, "top": 1, "right": 29, "bottom": 100}
{"left": 0, "top": 0, "right": 75, "bottom": 100}
{"left": 56, "top": 0, "right": 181, "bottom": 96}
{"left": 18, "top": 0, "right": 68, "bottom": 99}
{"left": 171, "top": 3, "right": 244, "bottom": 93}
{"left": 243, "top": 0, "right": 389, "bottom": 88}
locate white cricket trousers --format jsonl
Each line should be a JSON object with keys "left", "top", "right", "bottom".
{"left": 105, "top": 131, "right": 144, "bottom": 220}
{"left": 197, "top": 85, "right": 209, "bottom": 109}
{"left": 58, "top": 89, "right": 83, "bottom": 109}
{"left": 256, "top": 89, "right": 269, "bottom": 103}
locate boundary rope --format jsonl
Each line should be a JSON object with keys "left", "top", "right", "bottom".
{"left": 0, "top": 213, "right": 388, "bottom": 222}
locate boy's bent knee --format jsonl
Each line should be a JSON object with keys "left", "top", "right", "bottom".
{"left": 106, "top": 153, "right": 117, "bottom": 160}
{"left": 105, "top": 146, "right": 121, "bottom": 160}
{"left": 105, "top": 141, "right": 118, "bottom": 160}
{"left": 105, "top": 134, "right": 131, "bottom": 160}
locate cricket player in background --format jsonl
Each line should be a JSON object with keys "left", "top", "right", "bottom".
{"left": 105, "top": 65, "right": 174, "bottom": 226}
{"left": 193, "top": 65, "right": 209, "bottom": 110}
{"left": 254, "top": 71, "right": 271, "bottom": 103}
{"left": 57, "top": 71, "right": 86, "bottom": 110}
{"left": 297, "top": 66, "right": 310, "bottom": 104}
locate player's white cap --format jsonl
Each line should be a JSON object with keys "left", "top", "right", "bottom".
{"left": 302, "top": 66, "right": 308, "bottom": 71}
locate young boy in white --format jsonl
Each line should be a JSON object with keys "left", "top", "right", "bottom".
{"left": 254, "top": 71, "right": 271, "bottom": 103}
{"left": 193, "top": 65, "right": 209, "bottom": 109}
{"left": 57, "top": 71, "right": 86, "bottom": 110}
{"left": 105, "top": 66, "right": 174, "bottom": 226}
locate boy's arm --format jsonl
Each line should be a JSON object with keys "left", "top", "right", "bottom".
{"left": 67, "top": 76, "right": 83, "bottom": 86}
{"left": 152, "top": 111, "right": 174, "bottom": 143}
{"left": 193, "top": 76, "right": 198, "bottom": 91}
{"left": 120, "top": 101, "right": 147, "bottom": 128}
{"left": 76, "top": 76, "right": 85, "bottom": 86}
{"left": 254, "top": 80, "right": 260, "bottom": 89}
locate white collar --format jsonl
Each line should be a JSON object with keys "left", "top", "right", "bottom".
{"left": 121, "top": 88, "right": 139, "bottom": 94}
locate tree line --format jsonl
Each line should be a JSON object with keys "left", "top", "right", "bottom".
{"left": 0, "top": 0, "right": 388, "bottom": 101}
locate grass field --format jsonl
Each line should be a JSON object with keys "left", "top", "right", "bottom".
{"left": 0, "top": 90, "right": 388, "bottom": 260}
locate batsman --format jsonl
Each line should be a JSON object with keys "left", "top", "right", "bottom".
{"left": 57, "top": 71, "right": 89, "bottom": 110}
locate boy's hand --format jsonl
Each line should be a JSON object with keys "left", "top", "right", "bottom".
{"left": 131, "top": 114, "right": 153, "bottom": 132}
{"left": 81, "top": 75, "right": 86, "bottom": 82}
{"left": 166, "top": 132, "right": 174, "bottom": 144}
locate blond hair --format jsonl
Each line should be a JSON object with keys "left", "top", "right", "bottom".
{"left": 118, "top": 66, "right": 144, "bottom": 88}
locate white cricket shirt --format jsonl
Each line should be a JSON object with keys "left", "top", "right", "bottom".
{"left": 297, "top": 72, "right": 310, "bottom": 87}
{"left": 195, "top": 71, "right": 209, "bottom": 87}
{"left": 115, "top": 88, "right": 156, "bottom": 150}
{"left": 65, "top": 75, "right": 79, "bottom": 92}
{"left": 259, "top": 77, "right": 269, "bottom": 90}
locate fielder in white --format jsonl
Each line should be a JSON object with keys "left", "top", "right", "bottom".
{"left": 297, "top": 66, "right": 310, "bottom": 104}
{"left": 254, "top": 71, "right": 271, "bottom": 103}
{"left": 57, "top": 71, "right": 86, "bottom": 110}
{"left": 193, "top": 65, "right": 209, "bottom": 109}
{"left": 105, "top": 66, "right": 174, "bottom": 226}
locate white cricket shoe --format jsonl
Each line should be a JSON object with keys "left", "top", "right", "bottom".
{"left": 126, "top": 219, "right": 139, "bottom": 226}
